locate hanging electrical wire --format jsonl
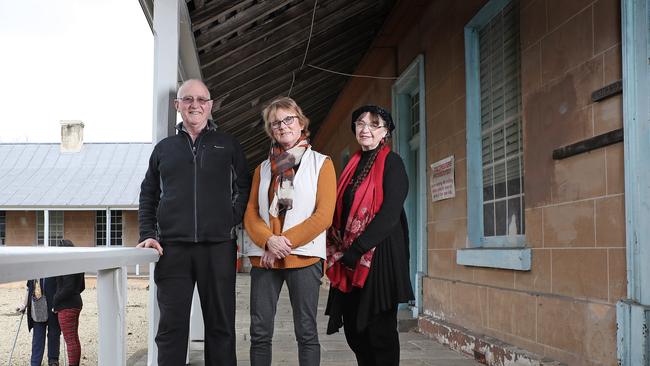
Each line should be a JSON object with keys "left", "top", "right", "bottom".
{"left": 307, "top": 64, "right": 399, "bottom": 80}
{"left": 287, "top": 0, "right": 401, "bottom": 97}
{"left": 288, "top": 0, "right": 318, "bottom": 96}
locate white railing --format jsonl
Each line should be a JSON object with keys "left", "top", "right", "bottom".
{"left": 0, "top": 246, "right": 159, "bottom": 366}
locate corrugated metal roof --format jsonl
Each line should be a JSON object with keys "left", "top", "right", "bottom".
{"left": 0, "top": 143, "right": 153, "bottom": 208}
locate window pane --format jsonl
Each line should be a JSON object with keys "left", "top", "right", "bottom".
{"left": 507, "top": 197, "right": 522, "bottom": 235}
{"left": 36, "top": 212, "right": 44, "bottom": 246}
{"left": 493, "top": 128, "right": 505, "bottom": 162}
{"left": 494, "top": 161, "right": 507, "bottom": 199}
{"left": 38, "top": 211, "right": 64, "bottom": 246}
{"left": 96, "top": 211, "right": 106, "bottom": 246}
{"left": 505, "top": 122, "right": 519, "bottom": 156}
{"left": 507, "top": 157, "right": 521, "bottom": 195}
{"left": 483, "top": 167, "right": 494, "bottom": 201}
{"left": 49, "top": 211, "right": 64, "bottom": 246}
{"left": 481, "top": 136, "right": 492, "bottom": 166}
{"left": 110, "top": 210, "right": 123, "bottom": 246}
{"left": 410, "top": 91, "right": 420, "bottom": 139}
{"left": 0, "top": 211, "right": 5, "bottom": 246}
{"left": 495, "top": 200, "right": 507, "bottom": 236}
{"left": 483, "top": 203, "right": 495, "bottom": 236}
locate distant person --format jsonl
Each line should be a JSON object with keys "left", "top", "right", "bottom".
{"left": 137, "top": 79, "right": 251, "bottom": 366}
{"left": 53, "top": 239, "right": 85, "bottom": 366}
{"left": 17, "top": 277, "right": 61, "bottom": 366}
{"left": 244, "top": 97, "right": 336, "bottom": 366}
{"left": 325, "top": 105, "right": 414, "bottom": 366}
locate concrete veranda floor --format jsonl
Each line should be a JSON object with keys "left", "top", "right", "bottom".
{"left": 133, "top": 274, "right": 481, "bottom": 366}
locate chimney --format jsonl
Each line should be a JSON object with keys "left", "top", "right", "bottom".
{"left": 60, "top": 120, "right": 84, "bottom": 152}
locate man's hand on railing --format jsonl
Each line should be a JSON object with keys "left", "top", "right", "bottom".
{"left": 136, "top": 238, "right": 163, "bottom": 256}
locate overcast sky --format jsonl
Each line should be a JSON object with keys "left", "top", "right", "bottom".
{"left": 0, "top": 0, "right": 154, "bottom": 143}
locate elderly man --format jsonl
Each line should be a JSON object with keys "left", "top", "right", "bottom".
{"left": 138, "top": 79, "right": 250, "bottom": 366}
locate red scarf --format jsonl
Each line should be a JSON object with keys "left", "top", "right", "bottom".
{"left": 326, "top": 145, "right": 390, "bottom": 292}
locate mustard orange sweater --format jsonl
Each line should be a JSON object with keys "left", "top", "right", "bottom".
{"left": 244, "top": 158, "right": 336, "bottom": 269}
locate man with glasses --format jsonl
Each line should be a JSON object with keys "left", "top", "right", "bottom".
{"left": 137, "top": 79, "right": 250, "bottom": 366}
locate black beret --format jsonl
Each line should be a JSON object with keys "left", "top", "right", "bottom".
{"left": 351, "top": 105, "right": 395, "bottom": 134}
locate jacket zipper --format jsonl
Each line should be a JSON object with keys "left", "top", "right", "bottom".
{"left": 184, "top": 132, "right": 204, "bottom": 243}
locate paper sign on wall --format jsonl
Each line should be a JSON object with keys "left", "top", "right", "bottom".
{"left": 430, "top": 156, "right": 455, "bottom": 202}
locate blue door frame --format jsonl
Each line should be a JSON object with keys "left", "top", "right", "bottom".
{"left": 392, "top": 55, "right": 427, "bottom": 316}
{"left": 617, "top": 0, "right": 650, "bottom": 364}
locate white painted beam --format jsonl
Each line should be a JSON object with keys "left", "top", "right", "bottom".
{"left": 148, "top": 262, "right": 160, "bottom": 366}
{"left": 179, "top": 2, "right": 202, "bottom": 81}
{"left": 152, "top": 0, "right": 180, "bottom": 143}
{"left": 0, "top": 247, "right": 159, "bottom": 283}
{"left": 44, "top": 209, "right": 49, "bottom": 246}
{"left": 98, "top": 267, "right": 127, "bottom": 366}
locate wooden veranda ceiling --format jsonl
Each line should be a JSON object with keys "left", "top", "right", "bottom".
{"left": 186, "top": 0, "right": 396, "bottom": 168}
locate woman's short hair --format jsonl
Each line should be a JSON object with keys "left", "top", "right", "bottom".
{"left": 261, "top": 97, "right": 310, "bottom": 139}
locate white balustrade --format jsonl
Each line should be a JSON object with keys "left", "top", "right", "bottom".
{"left": 0, "top": 246, "right": 159, "bottom": 366}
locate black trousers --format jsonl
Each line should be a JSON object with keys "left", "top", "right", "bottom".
{"left": 154, "top": 241, "right": 237, "bottom": 366}
{"left": 342, "top": 290, "right": 400, "bottom": 366}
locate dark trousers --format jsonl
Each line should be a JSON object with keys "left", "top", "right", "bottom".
{"left": 342, "top": 291, "right": 399, "bottom": 366}
{"left": 31, "top": 315, "right": 61, "bottom": 366}
{"left": 154, "top": 241, "right": 237, "bottom": 366}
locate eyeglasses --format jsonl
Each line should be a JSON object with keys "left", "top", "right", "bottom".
{"left": 354, "top": 120, "right": 385, "bottom": 131}
{"left": 177, "top": 96, "right": 212, "bottom": 106}
{"left": 270, "top": 115, "right": 298, "bottom": 130}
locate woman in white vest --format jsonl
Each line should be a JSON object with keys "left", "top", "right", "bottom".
{"left": 244, "top": 97, "right": 336, "bottom": 366}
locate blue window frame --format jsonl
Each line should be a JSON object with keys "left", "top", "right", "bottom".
{"left": 460, "top": 0, "right": 530, "bottom": 270}
{"left": 465, "top": 0, "right": 525, "bottom": 248}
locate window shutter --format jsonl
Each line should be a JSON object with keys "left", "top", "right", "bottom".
{"left": 478, "top": 0, "right": 524, "bottom": 237}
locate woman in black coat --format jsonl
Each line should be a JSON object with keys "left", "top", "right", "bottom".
{"left": 53, "top": 239, "right": 85, "bottom": 366}
{"left": 19, "top": 277, "right": 61, "bottom": 366}
{"left": 325, "top": 105, "right": 414, "bottom": 366}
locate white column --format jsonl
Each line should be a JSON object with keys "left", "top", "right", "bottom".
{"left": 148, "top": 1, "right": 180, "bottom": 364}
{"left": 97, "top": 267, "right": 127, "bottom": 365}
{"left": 147, "top": 262, "right": 160, "bottom": 366}
{"left": 44, "top": 210, "right": 49, "bottom": 247}
{"left": 106, "top": 208, "right": 111, "bottom": 246}
{"left": 152, "top": 0, "right": 180, "bottom": 143}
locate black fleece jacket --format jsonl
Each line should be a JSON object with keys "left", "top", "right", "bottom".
{"left": 53, "top": 273, "right": 84, "bottom": 311}
{"left": 138, "top": 122, "right": 251, "bottom": 243}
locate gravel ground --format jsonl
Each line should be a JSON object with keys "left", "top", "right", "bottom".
{"left": 0, "top": 277, "right": 150, "bottom": 366}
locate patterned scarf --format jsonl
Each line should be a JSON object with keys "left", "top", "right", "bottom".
{"left": 269, "top": 135, "right": 310, "bottom": 217}
{"left": 326, "top": 145, "right": 390, "bottom": 292}
{"left": 33, "top": 279, "right": 43, "bottom": 299}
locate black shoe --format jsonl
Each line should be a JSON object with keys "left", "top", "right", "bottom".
{"left": 48, "top": 361, "right": 59, "bottom": 366}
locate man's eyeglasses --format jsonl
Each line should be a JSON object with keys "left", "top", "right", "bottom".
{"left": 354, "top": 120, "right": 385, "bottom": 131}
{"left": 270, "top": 115, "right": 298, "bottom": 130}
{"left": 177, "top": 96, "right": 212, "bottom": 106}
